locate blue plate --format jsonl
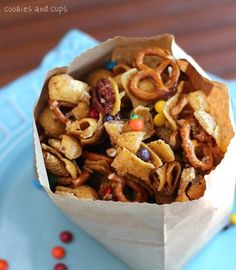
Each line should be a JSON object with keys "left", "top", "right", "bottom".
{"left": 0, "top": 30, "right": 236, "bottom": 270}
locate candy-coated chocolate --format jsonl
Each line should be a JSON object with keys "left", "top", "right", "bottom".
{"left": 103, "top": 115, "right": 114, "bottom": 122}
{"left": 154, "top": 100, "right": 166, "bottom": 113}
{"left": 137, "top": 147, "right": 150, "bottom": 162}
{"left": 52, "top": 246, "right": 66, "bottom": 259}
{"left": 89, "top": 108, "right": 99, "bottom": 119}
{"left": 130, "top": 113, "right": 139, "bottom": 120}
{"left": 0, "top": 259, "right": 8, "bottom": 270}
{"left": 129, "top": 119, "right": 144, "bottom": 131}
{"left": 104, "top": 113, "right": 121, "bottom": 122}
{"left": 154, "top": 113, "right": 166, "bottom": 127}
{"left": 60, "top": 231, "right": 73, "bottom": 243}
{"left": 104, "top": 186, "right": 112, "bottom": 195}
{"left": 54, "top": 263, "right": 68, "bottom": 270}
{"left": 105, "top": 61, "right": 117, "bottom": 70}
{"left": 230, "top": 213, "right": 236, "bottom": 225}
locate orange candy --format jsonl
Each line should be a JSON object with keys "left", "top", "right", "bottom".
{"left": 52, "top": 246, "right": 66, "bottom": 259}
{"left": 129, "top": 118, "right": 144, "bottom": 131}
{"left": 0, "top": 259, "right": 8, "bottom": 270}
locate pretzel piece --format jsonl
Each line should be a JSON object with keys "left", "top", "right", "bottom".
{"left": 180, "top": 120, "right": 213, "bottom": 171}
{"left": 136, "top": 47, "right": 173, "bottom": 70}
{"left": 129, "top": 69, "right": 169, "bottom": 101}
{"left": 108, "top": 174, "right": 147, "bottom": 203}
{"left": 48, "top": 99, "right": 76, "bottom": 124}
{"left": 129, "top": 47, "right": 180, "bottom": 101}
{"left": 58, "top": 170, "right": 91, "bottom": 187}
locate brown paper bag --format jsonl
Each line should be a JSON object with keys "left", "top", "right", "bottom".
{"left": 33, "top": 35, "right": 236, "bottom": 270}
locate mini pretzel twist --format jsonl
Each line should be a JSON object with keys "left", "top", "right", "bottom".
{"left": 58, "top": 170, "right": 91, "bottom": 187}
{"left": 155, "top": 58, "right": 180, "bottom": 90}
{"left": 48, "top": 99, "right": 75, "bottom": 124}
{"left": 129, "top": 69, "right": 169, "bottom": 101}
{"left": 136, "top": 47, "right": 173, "bottom": 70}
{"left": 129, "top": 47, "right": 180, "bottom": 101}
{"left": 108, "top": 174, "right": 148, "bottom": 203}
{"left": 180, "top": 120, "right": 213, "bottom": 171}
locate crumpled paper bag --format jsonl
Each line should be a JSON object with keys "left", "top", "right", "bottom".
{"left": 33, "top": 35, "right": 236, "bottom": 270}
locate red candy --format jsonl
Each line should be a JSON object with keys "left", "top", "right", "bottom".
{"left": 60, "top": 231, "right": 73, "bottom": 243}
{"left": 52, "top": 246, "right": 66, "bottom": 259}
{"left": 54, "top": 263, "right": 68, "bottom": 270}
{"left": 0, "top": 259, "right": 8, "bottom": 270}
{"left": 107, "top": 186, "right": 112, "bottom": 194}
{"left": 104, "top": 186, "right": 112, "bottom": 195}
{"left": 102, "top": 186, "right": 113, "bottom": 198}
{"left": 89, "top": 108, "right": 99, "bottom": 119}
{"left": 129, "top": 118, "right": 144, "bottom": 131}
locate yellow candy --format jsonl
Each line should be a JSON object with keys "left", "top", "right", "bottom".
{"left": 154, "top": 113, "right": 166, "bottom": 127}
{"left": 230, "top": 213, "right": 236, "bottom": 225}
{"left": 154, "top": 100, "right": 166, "bottom": 113}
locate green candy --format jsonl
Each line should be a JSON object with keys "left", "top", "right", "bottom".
{"left": 130, "top": 113, "right": 139, "bottom": 120}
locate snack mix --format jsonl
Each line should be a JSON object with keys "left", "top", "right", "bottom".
{"left": 38, "top": 46, "right": 225, "bottom": 204}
